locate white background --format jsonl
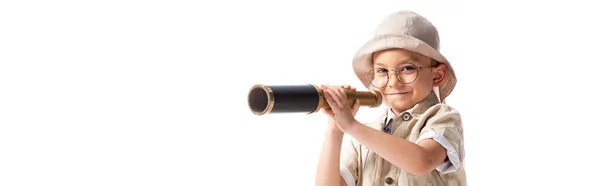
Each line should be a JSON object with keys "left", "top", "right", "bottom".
{"left": 1, "top": 0, "right": 599, "bottom": 185}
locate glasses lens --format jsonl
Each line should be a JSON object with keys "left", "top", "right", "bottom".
{"left": 368, "top": 69, "right": 388, "bottom": 88}
{"left": 396, "top": 64, "right": 419, "bottom": 83}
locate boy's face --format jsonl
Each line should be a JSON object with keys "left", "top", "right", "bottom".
{"left": 370, "top": 48, "right": 447, "bottom": 113}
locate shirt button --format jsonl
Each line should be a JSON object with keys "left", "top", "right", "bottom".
{"left": 385, "top": 177, "right": 394, "bottom": 184}
{"left": 401, "top": 113, "right": 412, "bottom": 121}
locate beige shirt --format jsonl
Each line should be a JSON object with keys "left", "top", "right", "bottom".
{"left": 340, "top": 93, "right": 467, "bottom": 186}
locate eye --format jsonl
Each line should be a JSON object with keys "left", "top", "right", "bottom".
{"left": 399, "top": 65, "right": 417, "bottom": 73}
{"left": 375, "top": 68, "right": 388, "bottom": 74}
{"left": 400, "top": 65, "right": 417, "bottom": 72}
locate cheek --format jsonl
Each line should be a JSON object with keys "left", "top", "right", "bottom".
{"left": 411, "top": 76, "right": 434, "bottom": 93}
{"left": 375, "top": 86, "right": 387, "bottom": 94}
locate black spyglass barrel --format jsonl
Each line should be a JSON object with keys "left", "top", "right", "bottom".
{"left": 269, "top": 85, "right": 320, "bottom": 113}
{"left": 247, "top": 84, "right": 321, "bottom": 115}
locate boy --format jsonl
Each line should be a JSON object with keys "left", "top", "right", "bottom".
{"left": 315, "top": 11, "right": 466, "bottom": 186}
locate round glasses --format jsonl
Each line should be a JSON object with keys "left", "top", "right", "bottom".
{"left": 366, "top": 63, "right": 435, "bottom": 88}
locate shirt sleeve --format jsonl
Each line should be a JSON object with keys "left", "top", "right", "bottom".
{"left": 415, "top": 106, "right": 465, "bottom": 174}
{"left": 340, "top": 136, "right": 359, "bottom": 186}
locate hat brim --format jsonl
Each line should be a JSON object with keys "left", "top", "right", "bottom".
{"left": 352, "top": 34, "right": 457, "bottom": 102}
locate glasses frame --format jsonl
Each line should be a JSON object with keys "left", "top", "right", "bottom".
{"left": 366, "top": 62, "right": 436, "bottom": 88}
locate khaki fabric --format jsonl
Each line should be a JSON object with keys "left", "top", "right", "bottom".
{"left": 341, "top": 93, "right": 467, "bottom": 186}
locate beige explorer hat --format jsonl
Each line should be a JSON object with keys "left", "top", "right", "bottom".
{"left": 352, "top": 10, "right": 457, "bottom": 102}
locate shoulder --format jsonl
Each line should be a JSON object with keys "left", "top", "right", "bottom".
{"left": 417, "top": 103, "right": 464, "bottom": 132}
{"left": 422, "top": 103, "right": 462, "bottom": 123}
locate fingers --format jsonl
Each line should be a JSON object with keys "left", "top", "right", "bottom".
{"left": 322, "top": 85, "right": 345, "bottom": 111}
{"left": 341, "top": 84, "right": 357, "bottom": 91}
{"left": 323, "top": 85, "right": 356, "bottom": 91}
{"left": 323, "top": 88, "right": 339, "bottom": 111}
{"left": 321, "top": 85, "right": 359, "bottom": 112}
{"left": 324, "top": 88, "right": 343, "bottom": 110}
{"left": 334, "top": 86, "right": 349, "bottom": 109}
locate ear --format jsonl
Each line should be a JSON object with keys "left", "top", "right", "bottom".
{"left": 432, "top": 63, "right": 447, "bottom": 87}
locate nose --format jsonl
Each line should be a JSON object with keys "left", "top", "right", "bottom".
{"left": 387, "top": 71, "right": 400, "bottom": 87}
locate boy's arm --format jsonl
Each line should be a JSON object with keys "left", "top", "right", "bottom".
{"left": 315, "top": 128, "right": 351, "bottom": 186}
{"left": 339, "top": 134, "right": 360, "bottom": 186}
{"left": 344, "top": 107, "right": 463, "bottom": 176}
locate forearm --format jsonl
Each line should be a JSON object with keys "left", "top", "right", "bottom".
{"left": 315, "top": 129, "right": 346, "bottom": 186}
{"left": 344, "top": 122, "right": 432, "bottom": 175}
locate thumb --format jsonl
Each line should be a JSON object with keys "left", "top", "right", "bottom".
{"left": 352, "top": 100, "right": 360, "bottom": 115}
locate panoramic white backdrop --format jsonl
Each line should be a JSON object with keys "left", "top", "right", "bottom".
{"left": 1, "top": 0, "right": 599, "bottom": 185}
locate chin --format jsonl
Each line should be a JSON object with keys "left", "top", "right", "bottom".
{"left": 393, "top": 102, "right": 413, "bottom": 112}
{"left": 385, "top": 99, "right": 413, "bottom": 112}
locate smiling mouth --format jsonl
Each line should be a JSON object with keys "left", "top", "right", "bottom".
{"left": 385, "top": 92, "right": 410, "bottom": 95}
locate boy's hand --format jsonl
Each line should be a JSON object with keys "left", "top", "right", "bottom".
{"left": 321, "top": 85, "right": 360, "bottom": 133}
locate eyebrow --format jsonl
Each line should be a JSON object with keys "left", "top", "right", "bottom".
{"left": 373, "top": 57, "right": 420, "bottom": 66}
